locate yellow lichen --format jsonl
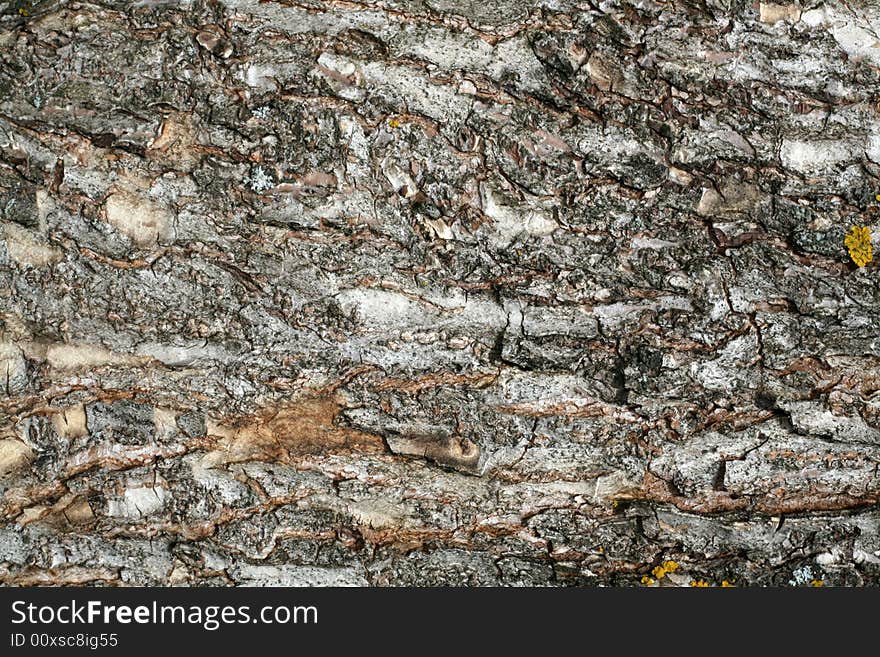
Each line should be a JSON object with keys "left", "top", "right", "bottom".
{"left": 844, "top": 225, "right": 873, "bottom": 267}
{"left": 641, "top": 576, "right": 656, "bottom": 586}
{"left": 721, "top": 580, "right": 735, "bottom": 587}
{"left": 810, "top": 579, "right": 824, "bottom": 587}
{"left": 690, "top": 579, "right": 710, "bottom": 587}
{"left": 651, "top": 560, "right": 679, "bottom": 580}
{"left": 388, "top": 118, "right": 401, "bottom": 129}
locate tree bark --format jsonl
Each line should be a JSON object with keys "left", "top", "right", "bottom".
{"left": 2, "top": 0, "right": 880, "bottom": 586}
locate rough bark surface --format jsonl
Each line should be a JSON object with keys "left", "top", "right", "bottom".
{"left": 2, "top": 0, "right": 880, "bottom": 587}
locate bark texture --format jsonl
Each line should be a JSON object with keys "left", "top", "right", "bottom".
{"left": 2, "top": 0, "right": 880, "bottom": 586}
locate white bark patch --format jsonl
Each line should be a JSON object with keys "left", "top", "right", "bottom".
{"left": 481, "top": 185, "right": 557, "bottom": 247}
{"left": 45, "top": 342, "right": 145, "bottom": 371}
{"left": 594, "top": 471, "right": 640, "bottom": 502}
{"left": 592, "top": 302, "right": 651, "bottom": 330}
{"left": 759, "top": 3, "right": 801, "bottom": 24}
{"left": 0, "top": 342, "right": 28, "bottom": 393}
{"left": 108, "top": 484, "right": 168, "bottom": 518}
{"left": 346, "top": 498, "right": 406, "bottom": 529}
{"left": 630, "top": 236, "right": 679, "bottom": 250}
{"left": 153, "top": 407, "right": 178, "bottom": 439}
{"left": 316, "top": 52, "right": 356, "bottom": 77}
{"left": 3, "top": 223, "right": 62, "bottom": 267}
{"left": 382, "top": 160, "right": 418, "bottom": 198}
{"left": 780, "top": 139, "right": 857, "bottom": 174}
{"left": 231, "top": 564, "right": 368, "bottom": 587}
{"left": 782, "top": 400, "right": 880, "bottom": 444}
{"left": 360, "top": 62, "right": 472, "bottom": 127}
{"left": 668, "top": 167, "right": 694, "bottom": 185}
{"left": 522, "top": 305, "right": 598, "bottom": 338}
{"left": 690, "top": 334, "right": 757, "bottom": 392}
{"left": 104, "top": 191, "right": 172, "bottom": 246}
{"left": 134, "top": 341, "right": 230, "bottom": 367}
{"left": 336, "top": 288, "right": 420, "bottom": 328}
{"left": 488, "top": 36, "right": 550, "bottom": 94}
{"left": 394, "top": 28, "right": 493, "bottom": 70}
{"left": 802, "top": 6, "right": 880, "bottom": 67}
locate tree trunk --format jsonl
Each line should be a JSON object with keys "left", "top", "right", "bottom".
{"left": 2, "top": 0, "right": 880, "bottom": 587}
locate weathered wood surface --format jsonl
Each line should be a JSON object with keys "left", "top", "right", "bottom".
{"left": 2, "top": 0, "right": 880, "bottom": 586}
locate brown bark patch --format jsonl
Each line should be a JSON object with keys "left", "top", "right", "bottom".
{"left": 385, "top": 434, "right": 481, "bottom": 473}
{"left": 0, "top": 439, "right": 34, "bottom": 478}
{"left": 19, "top": 492, "right": 95, "bottom": 531}
{"left": 635, "top": 471, "right": 880, "bottom": 515}
{"left": 202, "top": 395, "right": 385, "bottom": 467}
